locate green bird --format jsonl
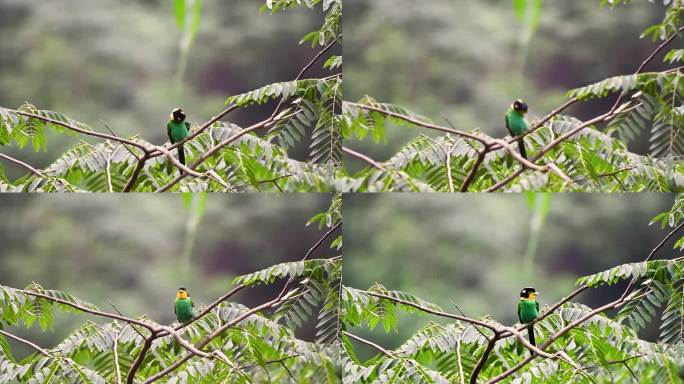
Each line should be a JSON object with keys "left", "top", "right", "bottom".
{"left": 174, "top": 287, "right": 195, "bottom": 323}
{"left": 517, "top": 287, "right": 540, "bottom": 354}
{"left": 505, "top": 99, "right": 530, "bottom": 159}
{"left": 167, "top": 108, "right": 191, "bottom": 172}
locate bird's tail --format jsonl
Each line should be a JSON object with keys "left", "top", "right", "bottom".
{"left": 527, "top": 325, "right": 536, "bottom": 355}
{"left": 178, "top": 144, "right": 186, "bottom": 166}
{"left": 518, "top": 139, "right": 527, "bottom": 160}
{"left": 166, "top": 145, "right": 186, "bottom": 174}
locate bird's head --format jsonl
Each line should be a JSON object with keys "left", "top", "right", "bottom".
{"left": 512, "top": 99, "right": 528, "bottom": 114}
{"left": 520, "top": 287, "right": 539, "bottom": 300}
{"left": 171, "top": 108, "right": 186, "bottom": 122}
{"left": 176, "top": 287, "right": 190, "bottom": 299}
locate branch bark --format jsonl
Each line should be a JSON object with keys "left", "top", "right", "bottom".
{"left": 0, "top": 152, "right": 45, "bottom": 178}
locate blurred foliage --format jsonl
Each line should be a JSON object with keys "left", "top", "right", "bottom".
{"left": 342, "top": 194, "right": 684, "bottom": 383}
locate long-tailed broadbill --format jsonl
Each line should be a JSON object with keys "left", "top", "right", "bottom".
{"left": 505, "top": 99, "right": 530, "bottom": 159}
{"left": 517, "top": 287, "right": 540, "bottom": 354}
{"left": 174, "top": 287, "right": 194, "bottom": 323}
{"left": 167, "top": 108, "right": 190, "bottom": 172}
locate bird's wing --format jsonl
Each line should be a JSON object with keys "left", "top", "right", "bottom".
{"left": 185, "top": 121, "right": 191, "bottom": 132}
{"left": 190, "top": 299, "right": 194, "bottom": 308}
{"left": 167, "top": 121, "right": 174, "bottom": 143}
{"left": 517, "top": 301, "right": 523, "bottom": 323}
{"left": 535, "top": 301, "right": 540, "bottom": 312}
{"left": 174, "top": 302, "right": 177, "bottom": 315}
{"left": 505, "top": 113, "right": 512, "bottom": 136}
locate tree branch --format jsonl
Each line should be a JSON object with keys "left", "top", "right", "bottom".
{"left": 155, "top": 121, "right": 274, "bottom": 192}
{"left": 11, "top": 110, "right": 149, "bottom": 151}
{"left": 469, "top": 334, "right": 498, "bottom": 384}
{"left": 460, "top": 147, "right": 487, "bottom": 192}
{"left": 19, "top": 289, "right": 156, "bottom": 332}
{"left": 122, "top": 153, "right": 150, "bottom": 192}
{"left": 126, "top": 335, "right": 155, "bottom": 384}
{"left": 346, "top": 101, "right": 490, "bottom": 145}
{"left": 342, "top": 331, "right": 396, "bottom": 358}
{"left": 0, "top": 152, "right": 45, "bottom": 178}
{"left": 342, "top": 146, "right": 386, "bottom": 171}
{"left": 364, "top": 291, "right": 499, "bottom": 332}
{"left": 0, "top": 329, "right": 50, "bottom": 357}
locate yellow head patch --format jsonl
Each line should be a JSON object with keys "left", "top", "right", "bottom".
{"left": 176, "top": 290, "right": 189, "bottom": 299}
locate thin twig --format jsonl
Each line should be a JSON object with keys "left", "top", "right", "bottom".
{"left": 456, "top": 338, "right": 465, "bottom": 384}
{"left": 269, "top": 41, "right": 338, "bottom": 121}
{"left": 0, "top": 329, "right": 50, "bottom": 356}
{"left": 620, "top": 220, "right": 684, "bottom": 300}
{"left": 107, "top": 300, "right": 147, "bottom": 339}
{"left": 0, "top": 152, "right": 45, "bottom": 178}
{"left": 342, "top": 146, "right": 386, "bottom": 171}
{"left": 342, "top": 331, "right": 396, "bottom": 357}
{"left": 445, "top": 144, "right": 456, "bottom": 192}
{"left": 610, "top": 26, "right": 684, "bottom": 113}
{"left": 101, "top": 121, "right": 140, "bottom": 161}
{"left": 113, "top": 332, "right": 122, "bottom": 384}
{"left": 105, "top": 151, "right": 113, "bottom": 193}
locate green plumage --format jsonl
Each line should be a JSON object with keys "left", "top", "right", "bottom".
{"left": 174, "top": 297, "right": 194, "bottom": 323}
{"left": 517, "top": 299, "right": 539, "bottom": 324}
{"left": 505, "top": 106, "right": 529, "bottom": 159}
{"left": 167, "top": 120, "right": 190, "bottom": 144}
{"left": 517, "top": 298, "right": 539, "bottom": 351}
{"left": 505, "top": 109, "right": 529, "bottom": 136}
{"left": 166, "top": 109, "right": 191, "bottom": 172}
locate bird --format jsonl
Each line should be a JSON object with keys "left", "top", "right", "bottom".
{"left": 505, "top": 99, "right": 530, "bottom": 160}
{"left": 174, "top": 287, "right": 195, "bottom": 324}
{"left": 167, "top": 108, "right": 191, "bottom": 172}
{"left": 517, "top": 287, "right": 540, "bottom": 354}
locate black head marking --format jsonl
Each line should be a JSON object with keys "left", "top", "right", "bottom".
{"left": 513, "top": 99, "right": 529, "bottom": 113}
{"left": 172, "top": 108, "right": 186, "bottom": 122}
{"left": 520, "top": 287, "right": 536, "bottom": 298}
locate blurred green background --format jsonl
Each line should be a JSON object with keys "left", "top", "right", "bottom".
{"left": 0, "top": 193, "right": 335, "bottom": 356}
{"left": 343, "top": 194, "right": 677, "bottom": 358}
{"left": 0, "top": 0, "right": 335, "bottom": 178}
{"left": 343, "top": 0, "right": 675, "bottom": 170}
